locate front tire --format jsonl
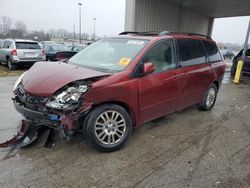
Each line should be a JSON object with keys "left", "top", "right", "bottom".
{"left": 199, "top": 83, "right": 218, "bottom": 111}
{"left": 83, "top": 104, "right": 132, "bottom": 152}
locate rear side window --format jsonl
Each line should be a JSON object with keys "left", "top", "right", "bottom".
{"left": 203, "top": 41, "right": 222, "bottom": 62}
{"left": 0, "top": 41, "right": 4, "bottom": 48}
{"left": 15, "top": 42, "right": 41, "bottom": 49}
{"left": 3, "top": 41, "right": 11, "bottom": 48}
{"left": 178, "top": 39, "right": 205, "bottom": 66}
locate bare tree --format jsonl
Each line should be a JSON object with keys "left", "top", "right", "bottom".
{"left": 26, "top": 30, "right": 50, "bottom": 41}
{"left": 15, "top": 20, "right": 27, "bottom": 38}
{"left": 47, "top": 29, "right": 56, "bottom": 38}
{"left": 1, "top": 16, "right": 12, "bottom": 36}
{"left": 56, "top": 29, "right": 67, "bottom": 38}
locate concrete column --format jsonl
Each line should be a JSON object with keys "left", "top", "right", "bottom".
{"left": 125, "top": 0, "right": 212, "bottom": 35}
{"left": 207, "top": 17, "right": 214, "bottom": 37}
{"left": 125, "top": 0, "right": 136, "bottom": 31}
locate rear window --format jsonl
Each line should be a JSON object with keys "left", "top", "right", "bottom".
{"left": 203, "top": 41, "right": 222, "bottom": 62}
{"left": 178, "top": 39, "right": 206, "bottom": 66}
{"left": 15, "top": 42, "right": 41, "bottom": 49}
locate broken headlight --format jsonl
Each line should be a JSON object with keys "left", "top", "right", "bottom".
{"left": 46, "top": 85, "right": 88, "bottom": 110}
{"left": 13, "top": 71, "right": 27, "bottom": 91}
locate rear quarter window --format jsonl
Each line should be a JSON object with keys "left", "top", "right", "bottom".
{"left": 178, "top": 39, "right": 206, "bottom": 66}
{"left": 15, "top": 42, "right": 41, "bottom": 49}
{"left": 3, "top": 41, "right": 11, "bottom": 48}
{"left": 203, "top": 41, "right": 222, "bottom": 62}
{"left": 0, "top": 41, "right": 4, "bottom": 48}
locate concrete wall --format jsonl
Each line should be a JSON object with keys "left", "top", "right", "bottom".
{"left": 125, "top": 0, "right": 214, "bottom": 36}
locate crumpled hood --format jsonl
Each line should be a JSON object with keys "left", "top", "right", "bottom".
{"left": 22, "top": 62, "right": 109, "bottom": 96}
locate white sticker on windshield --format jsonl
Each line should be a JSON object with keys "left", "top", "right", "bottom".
{"left": 127, "top": 40, "right": 145, "bottom": 45}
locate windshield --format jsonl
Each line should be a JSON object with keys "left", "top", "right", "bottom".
{"left": 68, "top": 38, "right": 148, "bottom": 72}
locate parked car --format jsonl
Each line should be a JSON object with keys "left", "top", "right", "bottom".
{"left": 10, "top": 31, "right": 225, "bottom": 152}
{"left": 43, "top": 44, "right": 69, "bottom": 61}
{"left": 0, "top": 39, "right": 46, "bottom": 70}
{"left": 220, "top": 49, "right": 235, "bottom": 59}
{"left": 40, "top": 41, "right": 56, "bottom": 49}
{"left": 54, "top": 51, "right": 78, "bottom": 62}
{"left": 71, "top": 44, "right": 87, "bottom": 52}
{"left": 52, "top": 44, "right": 87, "bottom": 62}
{"left": 230, "top": 48, "right": 250, "bottom": 76}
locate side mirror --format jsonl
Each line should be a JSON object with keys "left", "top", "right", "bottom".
{"left": 141, "top": 62, "right": 155, "bottom": 76}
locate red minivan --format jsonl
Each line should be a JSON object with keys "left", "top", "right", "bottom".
{"left": 11, "top": 31, "right": 226, "bottom": 151}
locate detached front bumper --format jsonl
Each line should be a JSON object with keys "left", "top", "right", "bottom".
{"left": 13, "top": 99, "right": 61, "bottom": 128}
{"left": 0, "top": 120, "right": 38, "bottom": 148}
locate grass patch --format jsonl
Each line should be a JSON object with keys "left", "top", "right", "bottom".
{"left": 0, "top": 64, "right": 27, "bottom": 77}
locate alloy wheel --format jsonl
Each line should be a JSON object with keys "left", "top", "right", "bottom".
{"left": 206, "top": 87, "right": 216, "bottom": 107}
{"left": 94, "top": 110, "right": 126, "bottom": 145}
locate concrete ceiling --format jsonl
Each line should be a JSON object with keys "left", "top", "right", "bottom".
{"left": 165, "top": 0, "right": 250, "bottom": 18}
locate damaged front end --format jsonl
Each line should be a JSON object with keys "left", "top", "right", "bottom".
{"left": 2, "top": 78, "right": 101, "bottom": 149}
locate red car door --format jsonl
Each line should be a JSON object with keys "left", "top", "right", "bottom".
{"left": 138, "top": 40, "right": 181, "bottom": 124}
{"left": 176, "top": 38, "right": 213, "bottom": 110}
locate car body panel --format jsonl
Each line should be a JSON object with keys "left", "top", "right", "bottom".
{"left": 138, "top": 69, "right": 181, "bottom": 123}
{"left": 22, "top": 62, "right": 110, "bottom": 97}
{"left": 177, "top": 63, "right": 213, "bottom": 110}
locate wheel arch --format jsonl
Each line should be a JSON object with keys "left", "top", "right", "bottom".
{"left": 91, "top": 101, "right": 137, "bottom": 127}
{"left": 212, "top": 80, "right": 219, "bottom": 90}
{"left": 6, "top": 55, "right": 10, "bottom": 62}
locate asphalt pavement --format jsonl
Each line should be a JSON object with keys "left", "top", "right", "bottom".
{"left": 0, "top": 72, "right": 250, "bottom": 188}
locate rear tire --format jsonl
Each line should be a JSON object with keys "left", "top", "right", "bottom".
{"left": 199, "top": 83, "right": 218, "bottom": 111}
{"left": 83, "top": 104, "right": 132, "bottom": 152}
{"left": 7, "top": 58, "right": 17, "bottom": 70}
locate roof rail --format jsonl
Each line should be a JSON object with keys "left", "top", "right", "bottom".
{"left": 119, "top": 30, "right": 211, "bottom": 39}
{"left": 119, "top": 31, "right": 159, "bottom": 36}
{"left": 159, "top": 31, "right": 211, "bottom": 39}
{"left": 119, "top": 31, "right": 140, "bottom": 35}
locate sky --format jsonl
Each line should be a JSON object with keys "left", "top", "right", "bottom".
{"left": 0, "top": 0, "right": 249, "bottom": 44}
{"left": 0, "top": 0, "right": 126, "bottom": 37}
{"left": 212, "top": 16, "right": 250, "bottom": 44}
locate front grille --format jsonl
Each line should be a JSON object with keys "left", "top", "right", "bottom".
{"left": 15, "top": 84, "right": 49, "bottom": 111}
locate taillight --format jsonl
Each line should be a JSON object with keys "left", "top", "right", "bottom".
{"left": 11, "top": 49, "right": 17, "bottom": 56}
{"left": 56, "top": 54, "right": 65, "bottom": 60}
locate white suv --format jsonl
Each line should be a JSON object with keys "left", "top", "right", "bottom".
{"left": 0, "top": 39, "right": 46, "bottom": 70}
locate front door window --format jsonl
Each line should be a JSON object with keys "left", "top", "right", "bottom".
{"left": 142, "top": 40, "right": 176, "bottom": 73}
